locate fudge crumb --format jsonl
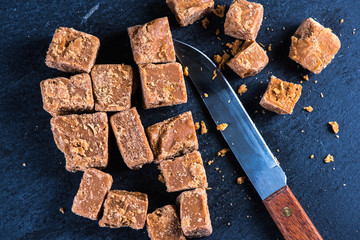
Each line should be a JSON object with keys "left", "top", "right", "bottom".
{"left": 213, "top": 5, "right": 226, "bottom": 18}
{"left": 217, "top": 36, "right": 221, "bottom": 41}
{"left": 59, "top": 207, "right": 65, "bottom": 214}
{"left": 212, "top": 70, "right": 217, "bottom": 80}
{"left": 226, "top": 40, "right": 242, "bottom": 56}
{"left": 227, "top": 222, "right": 231, "bottom": 226}
{"left": 208, "top": 160, "right": 214, "bottom": 165}
{"left": 206, "top": 187, "right": 212, "bottom": 190}
{"left": 336, "top": 135, "right": 340, "bottom": 138}
{"left": 320, "top": 93, "right": 324, "bottom": 98}
{"left": 324, "top": 154, "right": 334, "bottom": 163}
{"left": 314, "top": 80, "right": 318, "bottom": 83}
{"left": 158, "top": 174, "right": 165, "bottom": 184}
{"left": 22, "top": 163, "right": 27, "bottom": 167}
{"left": 276, "top": 149, "right": 280, "bottom": 152}
{"left": 215, "top": 28, "right": 220, "bottom": 35}
{"left": 267, "top": 44, "right": 272, "bottom": 51}
{"left": 215, "top": 167, "right": 219, "bottom": 171}
{"left": 183, "top": 66, "right": 189, "bottom": 76}
{"left": 201, "top": 121, "right": 208, "bottom": 135}
{"left": 303, "top": 106, "right": 313, "bottom": 112}
{"left": 237, "top": 176, "right": 246, "bottom": 184}
{"left": 329, "top": 121, "right": 339, "bottom": 133}
{"left": 340, "top": 19, "right": 344, "bottom": 24}
{"left": 259, "top": 42, "right": 265, "bottom": 48}
{"left": 202, "top": 18, "right": 210, "bottom": 29}
{"left": 310, "top": 155, "right": 315, "bottom": 159}
{"left": 213, "top": 55, "right": 222, "bottom": 64}
{"left": 204, "top": 93, "right": 209, "bottom": 97}
{"left": 238, "top": 84, "right": 247, "bottom": 95}
{"left": 214, "top": 51, "right": 231, "bottom": 70}
{"left": 303, "top": 75, "right": 309, "bottom": 81}
{"left": 217, "top": 148, "right": 230, "bottom": 157}
{"left": 194, "top": 122, "right": 200, "bottom": 130}
{"left": 217, "top": 123, "right": 228, "bottom": 131}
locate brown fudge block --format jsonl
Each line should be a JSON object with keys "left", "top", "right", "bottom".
{"left": 160, "top": 151, "right": 208, "bottom": 192}
{"left": 128, "top": 17, "right": 176, "bottom": 64}
{"left": 147, "top": 205, "right": 185, "bottom": 240}
{"left": 289, "top": 18, "right": 341, "bottom": 74}
{"left": 45, "top": 27, "right": 100, "bottom": 73}
{"left": 177, "top": 188, "right": 212, "bottom": 237}
{"left": 224, "top": 0, "right": 263, "bottom": 40}
{"left": 91, "top": 64, "right": 133, "bottom": 112}
{"left": 50, "top": 112, "right": 109, "bottom": 172}
{"left": 147, "top": 111, "right": 198, "bottom": 163}
{"left": 166, "top": 0, "right": 214, "bottom": 27}
{"left": 40, "top": 73, "right": 94, "bottom": 116}
{"left": 99, "top": 190, "right": 148, "bottom": 229}
{"left": 72, "top": 168, "right": 113, "bottom": 220}
{"left": 139, "top": 62, "right": 187, "bottom": 109}
{"left": 227, "top": 40, "right": 268, "bottom": 78}
{"left": 260, "top": 76, "right": 302, "bottom": 114}
{"left": 110, "top": 108, "right": 154, "bottom": 169}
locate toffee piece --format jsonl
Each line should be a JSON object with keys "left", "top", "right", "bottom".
{"left": 40, "top": 73, "right": 94, "bottom": 116}
{"left": 72, "top": 168, "right": 113, "bottom": 220}
{"left": 99, "top": 190, "right": 148, "bottom": 229}
{"left": 51, "top": 112, "right": 109, "bottom": 172}
{"left": 45, "top": 27, "right": 100, "bottom": 73}
{"left": 110, "top": 108, "right": 154, "bottom": 170}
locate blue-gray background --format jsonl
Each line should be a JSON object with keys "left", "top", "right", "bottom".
{"left": 0, "top": 0, "right": 359, "bottom": 239}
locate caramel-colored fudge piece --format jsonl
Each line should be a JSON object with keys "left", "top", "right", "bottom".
{"left": 260, "top": 76, "right": 302, "bottom": 114}
{"left": 91, "top": 64, "right": 133, "bottom": 112}
{"left": 40, "top": 73, "right": 94, "bottom": 116}
{"left": 166, "top": 0, "right": 214, "bottom": 27}
{"left": 128, "top": 17, "right": 176, "bottom": 64}
{"left": 45, "top": 27, "right": 100, "bottom": 73}
{"left": 289, "top": 18, "right": 341, "bottom": 74}
{"left": 160, "top": 151, "right": 208, "bottom": 192}
{"left": 139, "top": 62, "right": 187, "bottom": 109}
{"left": 110, "top": 108, "right": 154, "bottom": 169}
{"left": 50, "top": 112, "right": 109, "bottom": 172}
{"left": 227, "top": 40, "right": 268, "bottom": 78}
{"left": 147, "top": 111, "right": 198, "bottom": 163}
{"left": 224, "top": 0, "right": 263, "bottom": 40}
{"left": 72, "top": 168, "right": 113, "bottom": 220}
{"left": 99, "top": 190, "right": 148, "bottom": 229}
{"left": 177, "top": 188, "right": 212, "bottom": 237}
{"left": 147, "top": 205, "right": 185, "bottom": 240}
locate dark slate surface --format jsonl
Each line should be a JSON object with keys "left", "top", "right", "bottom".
{"left": 0, "top": 0, "right": 359, "bottom": 239}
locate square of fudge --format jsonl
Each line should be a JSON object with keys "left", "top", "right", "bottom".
{"left": 50, "top": 112, "right": 109, "bottom": 172}
{"left": 40, "top": 73, "right": 94, "bottom": 116}
{"left": 128, "top": 17, "right": 176, "bottom": 64}
{"left": 166, "top": 0, "right": 214, "bottom": 27}
{"left": 139, "top": 62, "right": 187, "bottom": 109}
{"left": 110, "top": 108, "right": 154, "bottom": 170}
{"left": 160, "top": 151, "right": 208, "bottom": 192}
{"left": 177, "top": 188, "right": 212, "bottom": 238}
{"left": 224, "top": 0, "right": 263, "bottom": 40}
{"left": 289, "top": 18, "right": 341, "bottom": 74}
{"left": 72, "top": 168, "right": 113, "bottom": 220}
{"left": 99, "top": 190, "right": 148, "bottom": 229}
{"left": 260, "top": 76, "right": 302, "bottom": 114}
{"left": 45, "top": 27, "right": 100, "bottom": 73}
{"left": 91, "top": 64, "right": 133, "bottom": 112}
{"left": 146, "top": 111, "right": 198, "bottom": 163}
{"left": 227, "top": 40, "right": 268, "bottom": 78}
{"left": 147, "top": 205, "right": 185, "bottom": 240}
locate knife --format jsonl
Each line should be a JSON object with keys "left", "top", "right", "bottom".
{"left": 174, "top": 39, "right": 322, "bottom": 240}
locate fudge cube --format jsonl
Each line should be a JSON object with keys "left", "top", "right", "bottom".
{"left": 91, "top": 64, "right": 133, "bottom": 112}
{"left": 289, "top": 18, "right": 341, "bottom": 74}
{"left": 40, "top": 73, "right": 94, "bottom": 116}
{"left": 166, "top": 0, "right": 214, "bottom": 27}
{"left": 50, "top": 112, "right": 109, "bottom": 172}
{"left": 45, "top": 27, "right": 100, "bottom": 73}
{"left": 227, "top": 40, "right": 268, "bottom": 78}
{"left": 224, "top": 0, "right": 263, "bottom": 40}
{"left": 139, "top": 62, "right": 187, "bottom": 109}
{"left": 110, "top": 108, "right": 154, "bottom": 170}
{"left": 160, "top": 151, "right": 208, "bottom": 192}
{"left": 128, "top": 17, "right": 176, "bottom": 64}
{"left": 177, "top": 188, "right": 212, "bottom": 237}
{"left": 72, "top": 168, "right": 113, "bottom": 220}
{"left": 147, "top": 205, "right": 185, "bottom": 240}
{"left": 260, "top": 76, "right": 302, "bottom": 114}
{"left": 147, "top": 111, "right": 198, "bottom": 163}
{"left": 99, "top": 190, "right": 148, "bottom": 229}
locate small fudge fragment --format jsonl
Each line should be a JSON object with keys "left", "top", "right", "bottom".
{"left": 289, "top": 18, "right": 341, "bottom": 74}
{"left": 45, "top": 27, "right": 100, "bottom": 73}
{"left": 91, "top": 64, "right": 133, "bottom": 112}
{"left": 99, "top": 190, "right": 148, "bottom": 229}
{"left": 139, "top": 62, "right": 187, "bottom": 109}
{"left": 328, "top": 121, "right": 339, "bottom": 134}
{"left": 166, "top": 0, "right": 214, "bottom": 27}
{"left": 224, "top": 0, "right": 264, "bottom": 40}
{"left": 227, "top": 40, "right": 268, "bottom": 78}
{"left": 177, "top": 188, "right": 212, "bottom": 237}
{"left": 160, "top": 151, "right": 208, "bottom": 192}
{"left": 40, "top": 73, "right": 94, "bottom": 116}
{"left": 51, "top": 112, "right": 108, "bottom": 172}
{"left": 128, "top": 17, "right": 176, "bottom": 64}
{"left": 260, "top": 76, "right": 302, "bottom": 114}
{"left": 147, "top": 205, "right": 185, "bottom": 240}
{"left": 147, "top": 111, "right": 198, "bottom": 163}
{"left": 110, "top": 108, "right": 154, "bottom": 169}
{"left": 72, "top": 168, "right": 113, "bottom": 220}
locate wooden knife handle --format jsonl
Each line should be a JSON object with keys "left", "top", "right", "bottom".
{"left": 263, "top": 185, "right": 322, "bottom": 240}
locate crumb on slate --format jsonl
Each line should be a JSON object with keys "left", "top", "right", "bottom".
{"left": 226, "top": 39, "right": 242, "bottom": 56}
{"left": 213, "top": 5, "right": 226, "bottom": 18}
{"left": 303, "top": 106, "right": 313, "bottom": 112}
{"left": 217, "top": 148, "right": 230, "bottom": 157}
{"left": 310, "top": 155, "right": 315, "bottom": 159}
{"left": 324, "top": 154, "right": 334, "bottom": 163}
{"left": 340, "top": 19, "right": 344, "bottom": 24}
{"left": 204, "top": 93, "right": 209, "bottom": 97}
{"left": 267, "top": 44, "right": 272, "bottom": 51}
{"left": 59, "top": 207, "right": 65, "bottom": 214}
{"left": 237, "top": 176, "right": 246, "bottom": 184}
{"left": 194, "top": 122, "right": 200, "bottom": 130}
{"left": 212, "top": 70, "right": 217, "bottom": 80}
{"left": 238, "top": 84, "right": 247, "bottom": 95}
{"left": 329, "top": 121, "right": 339, "bottom": 134}
{"left": 201, "top": 121, "right": 208, "bottom": 135}
{"left": 158, "top": 174, "right": 165, "bottom": 184}
{"left": 183, "top": 66, "right": 189, "bottom": 76}
{"left": 303, "top": 75, "right": 309, "bottom": 81}
{"left": 202, "top": 18, "right": 210, "bottom": 29}
{"left": 215, "top": 28, "right": 220, "bottom": 35}
{"left": 208, "top": 160, "right": 214, "bottom": 165}
{"left": 217, "top": 123, "right": 228, "bottom": 131}
{"left": 22, "top": 163, "right": 27, "bottom": 167}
